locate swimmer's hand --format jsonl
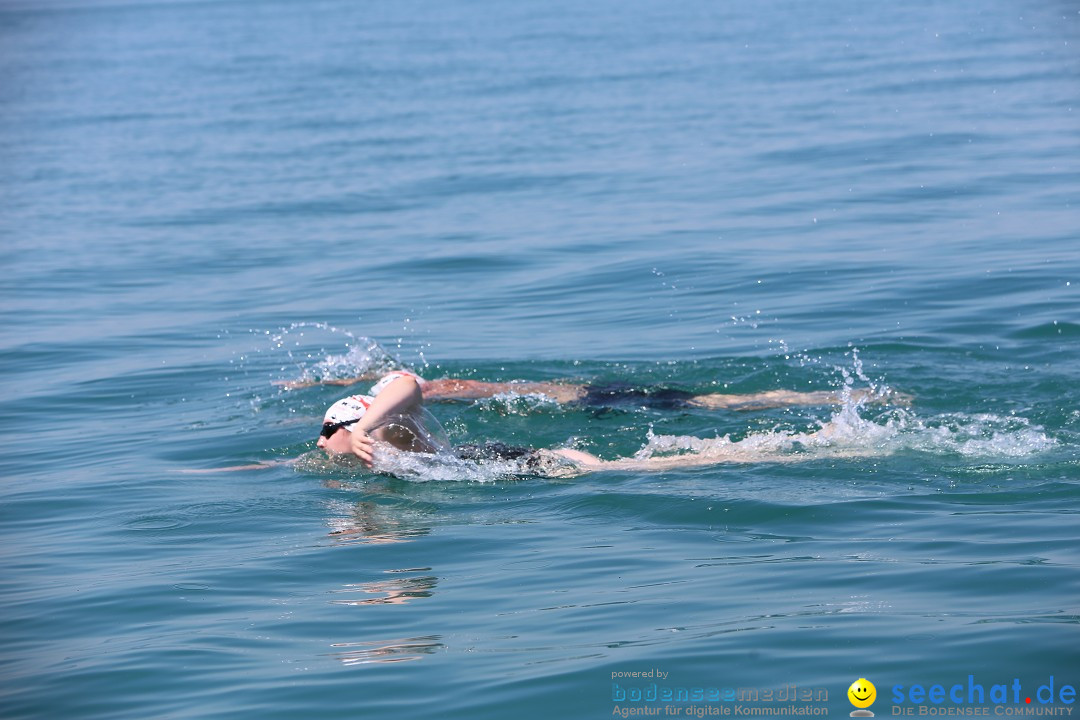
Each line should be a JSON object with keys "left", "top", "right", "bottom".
{"left": 349, "top": 429, "right": 377, "bottom": 468}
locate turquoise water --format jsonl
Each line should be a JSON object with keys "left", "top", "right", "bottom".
{"left": 2, "top": 0, "right": 1079, "bottom": 718}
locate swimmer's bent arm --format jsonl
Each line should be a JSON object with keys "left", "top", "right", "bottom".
{"left": 348, "top": 374, "right": 425, "bottom": 466}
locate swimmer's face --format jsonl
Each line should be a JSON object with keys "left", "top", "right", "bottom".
{"left": 317, "top": 423, "right": 355, "bottom": 454}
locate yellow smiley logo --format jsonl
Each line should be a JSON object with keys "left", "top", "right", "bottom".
{"left": 848, "top": 678, "right": 877, "bottom": 709}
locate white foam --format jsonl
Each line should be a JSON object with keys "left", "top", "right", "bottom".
{"left": 632, "top": 404, "right": 1056, "bottom": 466}
{"left": 622, "top": 347, "right": 1054, "bottom": 466}
{"left": 297, "top": 444, "right": 581, "bottom": 484}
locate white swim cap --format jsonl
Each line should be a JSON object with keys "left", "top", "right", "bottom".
{"left": 369, "top": 370, "right": 426, "bottom": 396}
{"left": 323, "top": 395, "right": 372, "bottom": 429}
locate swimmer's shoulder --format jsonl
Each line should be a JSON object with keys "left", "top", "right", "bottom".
{"left": 369, "top": 369, "right": 427, "bottom": 396}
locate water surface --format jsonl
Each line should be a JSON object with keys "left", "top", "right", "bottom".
{"left": 1, "top": 0, "right": 1078, "bottom": 718}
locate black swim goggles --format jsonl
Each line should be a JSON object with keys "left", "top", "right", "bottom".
{"left": 320, "top": 417, "right": 362, "bottom": 438}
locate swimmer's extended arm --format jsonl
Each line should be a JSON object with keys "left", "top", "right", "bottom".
{"left": 421, "top": 379, "right": 586, "bottom": 404}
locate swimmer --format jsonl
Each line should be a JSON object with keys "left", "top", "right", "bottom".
{"left": 316, "top": 370, "right": 598, "bottom": 470}
{"left": 186, "top": 367, "right": 879, "bottom": 476}
{"left": 312, "top": 370, "right": 877, "bottom": 476}
{"left": 281, "top": 372, "right": 909, "bottom": 411}
{"left": 182, "top": 369, "right": 597, "bottom": 475}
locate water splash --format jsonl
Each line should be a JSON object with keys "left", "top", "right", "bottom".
{"left": 296, "top": 442, "right": 583, "bottom": 483}
{"left": 267, "top": 323, "right": 402, "bottom": 383}
{"left": 632, "top": 404, "right": 1056, "bottom": 465}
